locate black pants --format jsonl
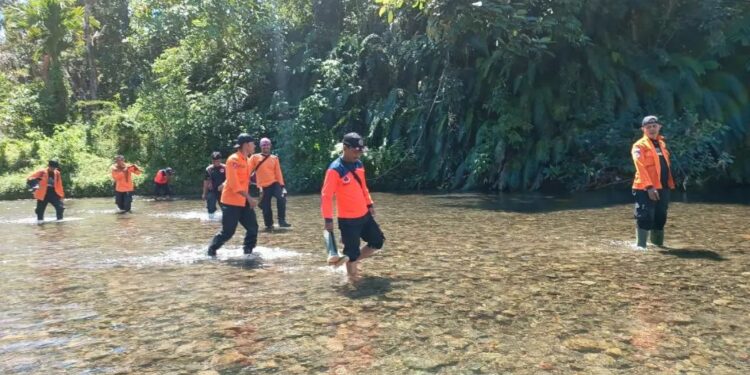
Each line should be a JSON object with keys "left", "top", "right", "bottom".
{"left": 154, "top": 183, "right": 171, "bottom": 197}
{"left": 208, "top": 202, "right": 258, "bottom": 254}
{"left": 36, "top": 189, "right": 64, "bottom": 220}
{"left": 338, "top": 213, "right": 385, "bottom": 262}
{"left": 115, "top": 191, "right": 133, "bottom": 212}
{"left": 206, "top": 190, "right": 221, "bottom": 214}
{"left": 633, "top": 189, "right": 670, "bottom": 230}
{"left": 259, "top": 182, "right": 287, "bottom": 227}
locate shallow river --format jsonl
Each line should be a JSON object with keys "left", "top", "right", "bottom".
{"left": 1, "top": 192, "right": 749, "bottom": 374}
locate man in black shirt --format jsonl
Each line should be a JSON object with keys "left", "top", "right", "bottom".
{"left": 202, "top": 152, "right": 226, "bottom": 219}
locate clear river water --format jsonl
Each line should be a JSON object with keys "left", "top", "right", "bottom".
{"left": 1, "top": 191, "right": 748, "bottom": 374}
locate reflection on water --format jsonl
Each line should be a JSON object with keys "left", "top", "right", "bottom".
{"left": 0, "top": 193, "right": 748, "bottom": 373}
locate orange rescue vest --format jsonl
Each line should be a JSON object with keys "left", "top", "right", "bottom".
{"left": 154, "top": 170, "right": 169, "bottom": 184}
{"left": 631, "top": 135, "right": 675, "bottom": 190}
{"left": 111, "top": 164, "right": 142, "bottom": 192}
{"left": 321, "top": 158, "right": 373, "bottom": 220}
{"left": 220, "top": 151, "right": 251, "bottom": 207}
{"left": 28, "top": 169, "right": 64, "bottom": 200}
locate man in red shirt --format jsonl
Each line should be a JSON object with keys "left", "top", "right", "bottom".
{"left": 321, "top": 133, "right": 385, "bottom": 280}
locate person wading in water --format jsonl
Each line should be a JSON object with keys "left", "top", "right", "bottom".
{"left": 631, "top": 115, "right": 675, "bottom": 249}
{"left": 111, "top": 155, "right": 142, "bottom": 213}
{"left": 202, "top": 152, "right": 226, "bottom": 220}
{"left": 206, "top": 134, "right": 259, "bottom": 257}
{"left": 153, "top": 167, "right": 174, "bottom": 200}
{"left": 27, "top": 159, "right": 65, "bottom": 223}
{"left": 321, "top": 132, "right": 386, "bottom": 281}
{"left": 249, "top": 137, "right": 291, "bottom": 231}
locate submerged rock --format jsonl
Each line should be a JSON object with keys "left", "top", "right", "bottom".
{"left": 665, "top": 313, "right": 693, "bottom": 324}
{"left": 403, "top": 355, "right": 457, "bottom": 370}
{"left": 605, "top": 347, "right": 624, "bottom": 358}
{"left": 564, "top": 337, "right": 609, "bottom": 353}
{"left": 210, "top": 350, "right": 250, "bottom": 369}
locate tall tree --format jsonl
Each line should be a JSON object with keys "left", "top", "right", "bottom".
{"left": 4, "top": 0, "right": 84, "bottom": 129}
{"left": 83, "top": 0, "right": 96, "bottom": 99}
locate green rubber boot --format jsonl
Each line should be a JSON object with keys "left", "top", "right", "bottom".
{"left": 636, "top": 228, "right": 649, "bottom": 249}
{"left": 650, "top": 230, "right": 664, "bottom": 247}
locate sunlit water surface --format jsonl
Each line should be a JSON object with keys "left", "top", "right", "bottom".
{"left": 1, "top": 192, "right": 748, "bottom": 374}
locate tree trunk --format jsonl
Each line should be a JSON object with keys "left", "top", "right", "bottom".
{"left": 84, "top": 0, "right": 98, "bottom": 100}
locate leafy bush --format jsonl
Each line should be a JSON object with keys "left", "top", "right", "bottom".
{"left": 0, "top": 170, "right": 30, "bottom": 200}
{"left": 0, "top": 138, "right": 36, "bottom": 172}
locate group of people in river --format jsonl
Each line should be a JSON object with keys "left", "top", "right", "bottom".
{"left": 27, "top": 132, "right": 386, "bottom": 279}
{"left": 26, "top": 114, "right": 675, "bottom": 277}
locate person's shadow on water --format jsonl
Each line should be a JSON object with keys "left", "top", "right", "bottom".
{"left": 223, "top": 256, "right": 265, "bottom": 270}
{"left": 337, "top": 276, "right": 392, "bottom": 299}
{"left": 659, "top": 248, "right": 726, "bottom": 261}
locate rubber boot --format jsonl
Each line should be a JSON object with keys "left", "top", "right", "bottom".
{"left": 636, "top": 228, "right": 649, "bottom": 249}
{"left": 650, "top": 230, "right": 664, "bottom": 247}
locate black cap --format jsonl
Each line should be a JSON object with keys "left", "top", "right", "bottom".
{"left": 342, "top": 132, "right": 366, "bottom": 150}
{"left": 233, "top": 133, "right": 255, "bottom": 148}
{"left": 48, "top": 159, "right": 60, "bottom": 169}
{"left": 211, "top": 151, "right": 222, "bottom": 160}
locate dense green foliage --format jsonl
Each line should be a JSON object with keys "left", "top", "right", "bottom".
{"left": 1, "top": 0, "right": 749, "bottom": 198}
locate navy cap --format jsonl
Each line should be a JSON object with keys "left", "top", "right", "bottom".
{"left": 233, "top": 133, "right": 255, "bottom": 148}
{"left": 342, "top": 132, "right": 366, "bottom": 150}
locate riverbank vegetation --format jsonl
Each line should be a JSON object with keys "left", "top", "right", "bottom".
{"left": 1, "top": 0, "right": 748, "bottom": 198}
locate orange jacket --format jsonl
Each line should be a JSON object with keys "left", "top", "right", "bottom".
{"left": 111, "top": 164, "right": 142, "bottom": 192}
{"left": 631, "top": 134, "right": 675, "bottom": 190}
{"left": 28, "top": 169, "right": 64, "bottom": 200}
{"left": 321, "top": 158, "right": 373, "bottom": 220}
{"left": 221, "top": 151, "right": 251, "bottom": 207}
{"left": 249, "top": 153, "right": 285, "bottom": 188}
{"left": 153, "top": 170, "right": 169, "bottom": 184}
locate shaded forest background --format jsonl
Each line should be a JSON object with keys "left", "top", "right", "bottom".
{"left": 1, "top": 0, "right": 748, "bottom": 198}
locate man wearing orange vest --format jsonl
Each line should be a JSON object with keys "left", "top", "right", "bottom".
{"left": 249, "top": 137, "right": 291, "bottom": 231}
{"left": 207, "top": 133, "right": 259, "bottom": 257}
{"left": 27, "top": 160, "right": 65, "bottom": 223}
{"left": 153, "top": 167, "right": 174, "bottom": 200}
{"left": 632, "top": 115, "right": 675, "bottom": 249}
{"left": 111, "top": 155, "right": 142, "bottom": 213}
{"left": 321, "top": 132, "right": 385, "bottom": 280}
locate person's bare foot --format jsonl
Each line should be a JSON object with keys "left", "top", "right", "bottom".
{"left": 346, "top": 261, "right": 361, "bottom": 282}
